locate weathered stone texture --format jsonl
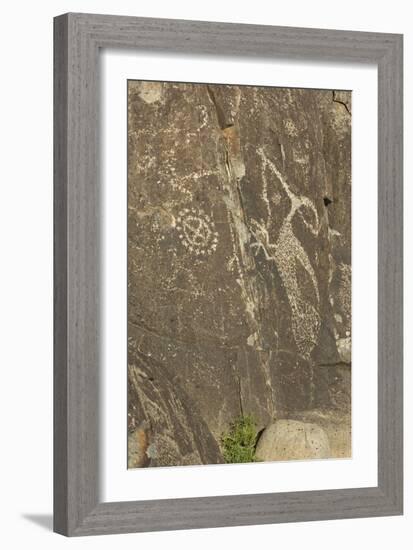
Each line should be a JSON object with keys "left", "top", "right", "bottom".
{"left": 127, "top": 81, "right": 351, "bottom": 466}
{"left": 255, "top": 420, "right": 331, "bottom": 462}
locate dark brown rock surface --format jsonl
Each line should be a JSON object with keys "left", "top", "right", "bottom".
{"left": 127, "top": 81, "right": 351, "bottom": 466}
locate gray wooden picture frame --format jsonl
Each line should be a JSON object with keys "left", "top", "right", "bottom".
{"left": 53, "top": 12, "right": 403, "bottom": 536}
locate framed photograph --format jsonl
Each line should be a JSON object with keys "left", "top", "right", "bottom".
{"left": 54, "top": 13, "right": 403, "bottom": 536}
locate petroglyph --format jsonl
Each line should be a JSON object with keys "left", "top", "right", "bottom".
{"left": 250, "top": 149, "right": 321, "bottom": 359}
{"left": 284, "top": 119, "right": 299, "bottom": 137}
{"left": 217, "top": 120, "right": 276, "bottom": 416}
{"left": 137, "top": 81, "right": 164, "bottom": 104}
{"left": 198, "top": 105, "right": 209, "bottom": 129}
{"left": 127, "top": 81, "right": 352, "bottom": 467}
{"left": 337, "top": 263, "right": 351, "bottom": 321}
{"left": 176, "top": 207, "right": 218, "bottom": 256}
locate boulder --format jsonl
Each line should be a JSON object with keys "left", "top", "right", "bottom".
{"left": 286, "top": 409, "right": 351, "bottom": 459}
{"left": 255, "top": 419, "right": 331, "bottom": 461}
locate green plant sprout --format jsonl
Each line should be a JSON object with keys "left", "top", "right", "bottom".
{"left": 221, "top": 415, "right": 258, "bottom": 464}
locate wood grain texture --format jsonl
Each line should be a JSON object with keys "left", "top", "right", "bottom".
{"left": 377, "top": 33, "right": 403, "bottom": 507}
{"left": 53, "top": 12, "right": 403, "bottom": 536}
{"left": 53, "top": 14, "right": 68, "bottom": 536}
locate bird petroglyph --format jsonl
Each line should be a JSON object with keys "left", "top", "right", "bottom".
{"left": 250, "top": 149, "right": 321, "bottom": 359}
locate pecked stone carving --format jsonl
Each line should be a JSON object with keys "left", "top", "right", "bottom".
{"left": 127, "top": 81, "right": 352, "bottom": 466}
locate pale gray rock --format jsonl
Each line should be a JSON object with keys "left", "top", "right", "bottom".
{"left": 255, "top": 419, "right": 331, "bottom": 461}
{"left": 337, "top": 336, "right": 351, "bottom": 363}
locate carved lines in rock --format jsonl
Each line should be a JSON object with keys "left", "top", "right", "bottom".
{"left": 176, "top": 207, "right": 218, "bottom": 256}
{"left": 337, "top": 262, "right": 351, "bottom": 323}
{"left": 251, "top": 149, "right": 321, "bottom": 360}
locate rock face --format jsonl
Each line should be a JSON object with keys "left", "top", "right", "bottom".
{"left": 255, "top": 420, "right": 331, "bottom": 462}
{"left": 127, "top": 81, "right": 351, "bottom": 467}
{"left": 128, "top": 348, "right": 223, "bottom": 467}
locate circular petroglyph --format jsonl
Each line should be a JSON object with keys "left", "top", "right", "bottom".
{"left": 283, "top": 119, "right": 298, "bottom": 137}
{"left": 176, "top": 207, "right": 218, "bottom": 256}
